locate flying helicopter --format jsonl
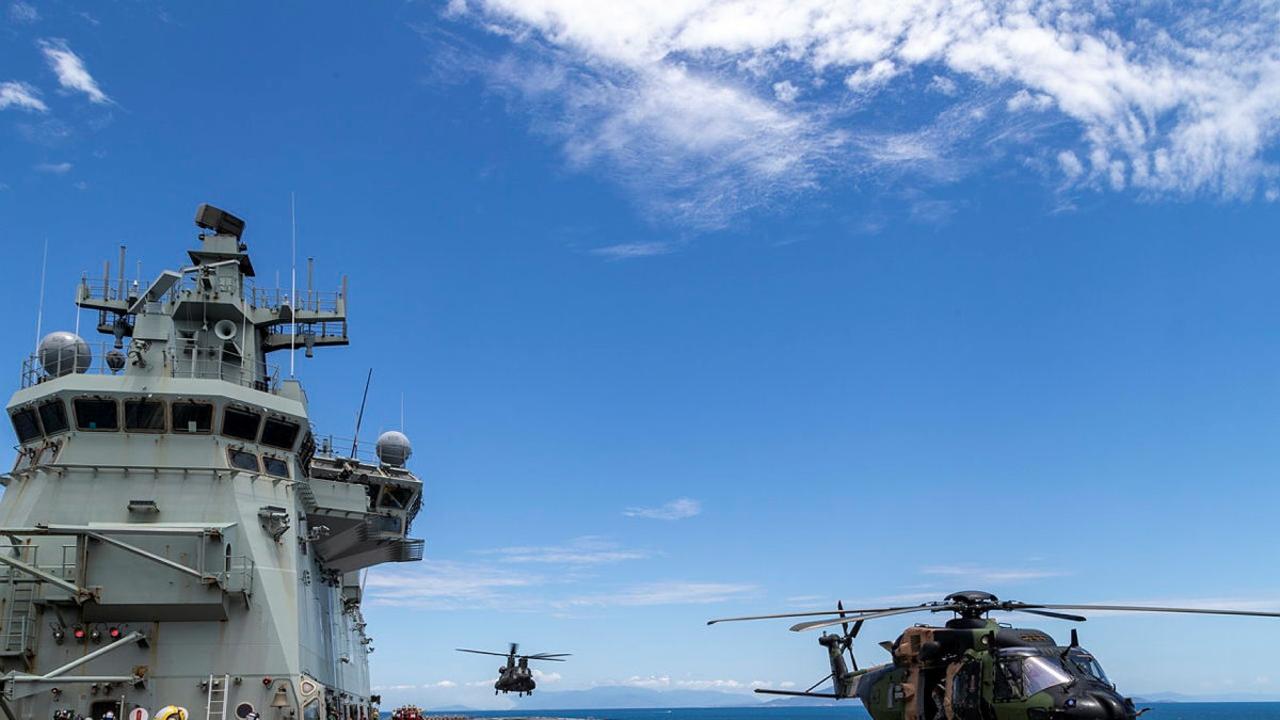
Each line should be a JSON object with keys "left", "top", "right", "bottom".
{"left": 710, "top": 590, "right": 1280, "bottom": 720}
{"left": 456, "top": 643, "right": 570, "bottom": 696}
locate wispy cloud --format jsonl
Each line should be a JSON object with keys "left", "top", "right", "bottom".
{"left": 921, "top": 565, "right": 1065, "bottom": 584}
{"left": 624, "top": 497, "right": 701, "bottom": 520}
{"left": 591, "top": 241, "right": 678, "bottom": 260}
{"left": 0, "top": 81, "right": 47, "bottom": 113}
{"left": 564, "top": 580, "right": 757, "bottom": 607}
{"left": 363, "top": 560, "right": 541, "bottom": 610}
{"left": 608, "top": 675, "right": 784, "bottom": 692}
{"left": 8, "top": 1, "right": 37, "bottom": 23}
{"left": 33, "top": 161, "right": 72, "bottom": 174}
{"left": 438, "top": 0, "right": 1280, "bottom": 224}
{"left": 38, "top": 38, "right": 109, "bottom": 104}
{"left": 480, "top": 536, "right": 649, "bottom": 565}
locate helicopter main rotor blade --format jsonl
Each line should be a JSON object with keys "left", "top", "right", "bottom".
{"left": 527, "top": 653, "right": 571, "bottom": 658}
{"left": 1031, "top": 603, "right": 1280, "bottom": 618}
{"left": 707, "top": 606, "right": 900, "bottom": 625}
{"left": 521, "top": 656, "right": 567, "bottom": 662}
{"left": 791, "top": 605, "right": 953, "bottom": 632}
{"left": 1015, "top": 608, "right": 1089, "bottom": 622}
{"left": 457, "top": 649, "right": 515, "bottom": 658}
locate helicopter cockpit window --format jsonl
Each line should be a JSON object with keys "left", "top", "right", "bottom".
{"left": 1066, "top": 650, "right": 1110, "bottom": 684}
{"left": 994, "top": 652, "right": 1072, "bottom": 701}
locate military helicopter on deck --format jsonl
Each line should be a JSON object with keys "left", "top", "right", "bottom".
{"left": 710, "top": 590, "right": 1280, "bottom": 720}
{"left": 456, "top": 644, "right": 570, "bottom": 696}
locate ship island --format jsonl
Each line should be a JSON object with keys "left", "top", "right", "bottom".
{"left": 0, "top": 205, "right": 423, "bottom": 720}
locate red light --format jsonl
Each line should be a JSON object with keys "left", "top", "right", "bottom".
{"left": 108, "top": 627, "right": 121, "bottom": 639}
{"left": 72, "top": 627, "right": 85, "bottom": 640}
{"left": 262, "top": 677, "right": 272, "bottom": 686}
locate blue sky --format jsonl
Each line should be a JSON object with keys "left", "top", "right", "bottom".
{"left": 3, "top": 0, "right": 1280, "bottom": 710}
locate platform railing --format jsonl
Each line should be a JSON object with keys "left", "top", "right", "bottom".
{"left": 20, "top": 339, "right": 281, "bottom": 393}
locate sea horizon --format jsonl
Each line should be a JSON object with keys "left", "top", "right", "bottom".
{"left": 392, "top": 702, "right": 1280, "bottom": 720}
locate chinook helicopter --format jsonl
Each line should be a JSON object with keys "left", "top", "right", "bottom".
{"left": 710, "top": 590, "right": 1280, "bottom": 720}
{"left": 456, "top": 644, "right": 570, "bottom": 696}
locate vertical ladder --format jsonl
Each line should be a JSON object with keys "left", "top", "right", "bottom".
{"left": 2, "top": 582, "right": 35, "bottom": 655}
{"left": 206, "top": 674, "right": 230, "bottom": 720}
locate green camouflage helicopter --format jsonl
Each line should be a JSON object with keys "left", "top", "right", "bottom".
{"left": 710, "top": 590, "right": 1280, "bottom": 720}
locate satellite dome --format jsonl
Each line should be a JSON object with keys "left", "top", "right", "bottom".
{"left": 38, "top": 331, "right": 91, "bottom": 377}
{"left": 375, "top": 430, "right": 412, "bottom": 467}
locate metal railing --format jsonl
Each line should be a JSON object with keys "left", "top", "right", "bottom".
{"left": 312, "top": 434, "right": 382, "bottom": 464}
{"left": 21, "top": 339, "right": 281, "bottom": 393}
{"left": 250, "top": 287, "right": 342, "bottom": 314}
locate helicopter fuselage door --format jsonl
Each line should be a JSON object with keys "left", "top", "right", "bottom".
{"left": 947, "top": 657, "right": 985, "bottom": 720}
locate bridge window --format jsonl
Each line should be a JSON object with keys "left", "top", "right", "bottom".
{"left": 124, "top": 400, "right": 166, "bottom": 432}
{"left": 222, "top": 407, "right": 261, "bottom": 441}
{"left": 263, "top": 455, "right": 290, "bottom": 479}
{"left": 38, "top": 400, "right": 69, "bottom": 435}
{"left": 74, "top": 398, "right": 119, "bottom": 431}
{"left": 262, "top": 418, "right": 300, "bottom": 450}
{"left": 227, "top": 448, "right": 260, "bottom": 473}
{"left": 9, "top": 408, "right": 41, "bottom": 443}
{"left": 172, "top": 402, "right": 213, "bottom": 433}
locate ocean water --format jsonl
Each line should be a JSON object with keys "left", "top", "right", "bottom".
{"left": 440, "top": 704, "right": 1280, "bottom": 720}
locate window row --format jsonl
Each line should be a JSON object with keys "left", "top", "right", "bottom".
{"left": 227, "top": 448, "right": 291, "bottom": 479}
{"left": 10, "top": 397, "right": 302, "bottom": 451}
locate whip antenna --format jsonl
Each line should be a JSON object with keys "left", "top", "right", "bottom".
{"left": 289, "top": 192, "right": 297, "bottom": 376}
{"left": 33, "top": 238, "right": 47, "bottom": 353}
{"left": 351, "top": 368, "right": 372, "bottom": 457}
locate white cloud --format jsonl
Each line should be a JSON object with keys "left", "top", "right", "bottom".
{"left": 565, "top": 580, "right": 757, "bottom": 607}
{"left": 8, "top": 1, "right": 37, "bottom": 23}
{"left": 0, "top": 81, "right": 47, "bottom": 113}
{"left": 430, "top": 680, "right": 458, "bottom": 688}
{"left": 772, "top": 80, "right": 799, "bottom": 103}
{"left": 532, "top": 669, "right": 562, "bottom": 683}
{"left": 364, "top": 560, "right": 540, "bottom": 609}
{"left": 38, "top": 38, "right": 109, "bottom": 104}
{"left": 33, "top": 161, "right": 71, "bottom": 174}
{"left": 480, "top": 536, "right": 648, "bottom": 565}
{"left": 624, "top": 497, "right": 701, "bottom": 520}
{"left": 591, "top": 241, "right": 677, "bottom": 260}
{"left": 1007, "top": 89, "right": 1053, "bottom": 113}
{"left": 928, "top": 75, "right": 957, "bottom": 96}
{"left": 443, "top": 0, "right": 1280, "bottom": 221}
{"left": 1058, "top": 150, "right": 1084, "bottom": 180}
{"left": 844, "top": 59, "right": 898, "bottom": 93}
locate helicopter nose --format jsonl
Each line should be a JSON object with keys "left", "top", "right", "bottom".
{"left": 1062, "top": 692, "right": 1136, "bottom": 720}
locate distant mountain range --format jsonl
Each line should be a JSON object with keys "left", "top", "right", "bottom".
{"left": 403, "top": 685, "right": 1280, "bottom": 713}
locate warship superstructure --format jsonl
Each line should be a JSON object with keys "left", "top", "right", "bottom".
{"left": 0, "top": 205, "right": 423, "bottom": 720}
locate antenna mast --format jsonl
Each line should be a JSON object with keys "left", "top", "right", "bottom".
{"left": 351, "top": 368, "right": 372, "bottom": 457}
{"left": 34, "top": 238, "right": 48, "bottom": 352}
{"left": 290, "top": 192, "right": 297, "bottom": 377}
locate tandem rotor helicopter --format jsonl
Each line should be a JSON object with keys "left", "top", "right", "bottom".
{"left": 710, "top": 590, "right": 1280, "bottom": 720}
{"left": 456, "top": 643, "right": 571, "bottom": 696}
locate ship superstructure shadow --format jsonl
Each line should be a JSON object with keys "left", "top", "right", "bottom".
{"left": 0, "top": 205, "right": 423, "bottom": 720}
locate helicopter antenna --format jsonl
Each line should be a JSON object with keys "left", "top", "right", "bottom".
{"left": 351, "top": 368, "right": 372, "bottom": 457}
